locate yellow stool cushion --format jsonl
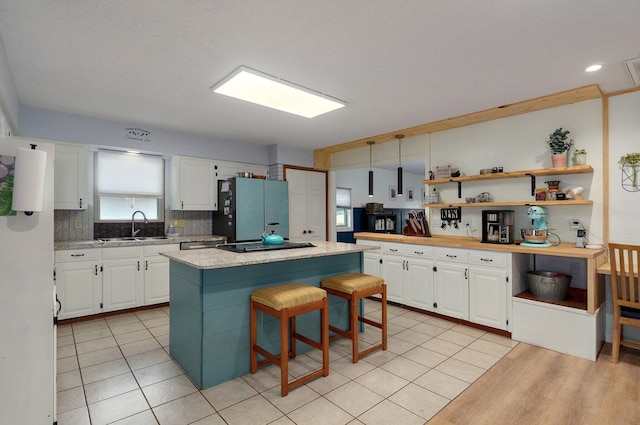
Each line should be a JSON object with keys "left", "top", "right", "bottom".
{"left": 251, "top": 283, "right": 327, "bottom": 311}
{"left": 321, "top": 273, "right": 384, "bottom": 295}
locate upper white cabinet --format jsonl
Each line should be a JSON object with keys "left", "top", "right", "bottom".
{"left": 54, "top": 142, "right": 89, "bottom": 209}
{"left": 287, "top": 168, "right": 326, "bottom": 242}
{"left": 170, "top": 156, "right": 218, "bottom": 210}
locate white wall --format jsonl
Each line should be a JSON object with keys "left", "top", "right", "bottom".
{"left": 0, "top": 33, "right": 19, "bottom": 132}
{"left": 0, "top": 137, "right": 55, "bottom": 423}
{"left": 429, "top": 99, "right": 603, "bottom": 243}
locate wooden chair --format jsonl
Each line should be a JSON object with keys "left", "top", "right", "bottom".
{"left": 608, "top": 243, "right": 640, "bottom": 363}
{"left": 250, "top": 283, "right": 329, "bottom": 396}
{"left": 321, "top": 273, "right": 387, "bottom": 363}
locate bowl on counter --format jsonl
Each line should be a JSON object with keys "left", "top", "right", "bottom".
{"left": 521, "top": 228, "right": 548, "bottom": 243}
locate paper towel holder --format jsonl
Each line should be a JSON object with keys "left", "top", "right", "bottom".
{"left": 12, "top": 144, "right": 47, "bottom": 216}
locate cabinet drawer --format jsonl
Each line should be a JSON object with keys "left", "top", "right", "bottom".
{"left": 469, "top": 251, "right": 508, "bottom": 268}
{"left": 55, "top": 248, "right": 101, "bottom": 263}
{"left": 143, "top": 243, "right": 180, "bottom": 257}
{"left": 436, "top": 248, "right": 468, "bottom": 263}
{"left": 379, "top": 242, "right": 405, "bottom": 256}
{"left": 404, "top": 245, "right": 433, "bottom": 259}
{"left": 103, "top": 246, "right": 143, "bottom": 259}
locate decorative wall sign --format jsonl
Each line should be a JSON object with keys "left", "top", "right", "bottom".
{"left": 407, "top": 187, "right": 414, "bottom": 201}
{"left": 0, "top": 155, "right": 16, "bottom": 215}
{"left": 389, "top": 185, "right": 397, "bottom": 200}
{"left": 125, "top": 128, "right": 151, "bottom": 142}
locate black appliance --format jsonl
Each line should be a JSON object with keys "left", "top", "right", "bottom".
{"left": 482, "top": 210, "right": 515, "bottom": 244}
{"left": 215, "top": 241, "right": 314, "bottom": 253}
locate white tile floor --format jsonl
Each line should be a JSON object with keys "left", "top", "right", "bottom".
{"left": 56, "top": 300, "right": 518, "bottom": 425}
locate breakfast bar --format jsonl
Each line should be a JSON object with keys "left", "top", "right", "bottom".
{"left": 161, "top": 241, "right": 375, "bottom": 389}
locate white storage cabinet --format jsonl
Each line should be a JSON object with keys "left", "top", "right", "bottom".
{"left": 143, "top": 244, "right": 180, "bottom": 304}
{"left": 434, "top": 248, "right": 469, "bottom": 320}
{"left": 54, "top": 142, "right": 89, "bottom": 210}
{"left": 170, "top": 156, "right": 219, "bottom": 210}
{"left": 55, "top": 248, "right": 102, "bottom": 320}
{"left": 468, "top": 250, "right": 509, "bottom": 330}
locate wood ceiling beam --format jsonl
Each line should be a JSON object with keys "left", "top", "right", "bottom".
{"left": 314, "top": 84, "right": 603, "bottom": 170}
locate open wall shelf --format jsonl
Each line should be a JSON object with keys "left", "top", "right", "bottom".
{"left": 423, "top": 200, "right": 593, "bottom": 208}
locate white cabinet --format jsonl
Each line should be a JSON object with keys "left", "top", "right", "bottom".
{"left": 54, "top": 142, "right": 88, "bottom": 209}
{"left": 170, "top": 156, "right": 218, "bottom": 210}
{"left": 434, "top": 248, "right": 469, "bottom": 320}
{"left": 55, "top": 243, "right": 179, "bottom": 319}
{"left": 55, "top": 249, "right": 102, "bottom": 320}
{"left": 143, "top": 244, "right": 179, "bottom": 305}
{"left": 102, "top": 246, "right": 144, "bottom": 312}
{"left": 468, "top": 251, "right": 509, "bottom": 330}
{"left": 287, "top": 168, "right": 326, "bottom": 242}
{"left": 378, "top": 242, "right": 434, "bottom": 309}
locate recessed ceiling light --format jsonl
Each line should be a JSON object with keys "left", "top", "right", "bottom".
{"left": 211, "top": 66, "right": 346, "bottom": 118}
{"left": 585, "top": 64, "right": 602, "bottom": 72}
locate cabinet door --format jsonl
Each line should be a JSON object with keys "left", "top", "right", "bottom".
{"left": 54, "top": 143, "right": 88, "bottom": 210}
{"left": 306, "top": 171, "right": 326, "bottom": 241}
{"left": 172, "top": 157, "right": 217, "bottom": 210}
{"left": 287, "top": 169, "right": 326, "bottom": 242}
{"left": 56, "top": 262, "right": 101, "bottom": 319}
{"left": 381, "top": 255, "right": 405, "bottom": 303}
{"left": 102, "top": 258, "right": 143, "bottom": 312}
{"left": 469, "top": 266, "right": 508, "bottom": 330}
{"left": 144, "top": 257, "right": 170, "bottom": 305}
{"left": 434, "top": 262, "right": 468, "bottom": 320}
{"left": 363, "top": 252, "right": 382, "bottom": 299}
{"left": 406, "top": 257, "right": 434, "bottom": 311}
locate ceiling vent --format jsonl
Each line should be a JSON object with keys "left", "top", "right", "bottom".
{"left": 624, "top": 57, "right": 640, "bottom": 86}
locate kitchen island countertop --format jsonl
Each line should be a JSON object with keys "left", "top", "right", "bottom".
{"left": 161, "top": 240, "right": 376, "bottom": 269}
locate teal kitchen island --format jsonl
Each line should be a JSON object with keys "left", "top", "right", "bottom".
{"left": 161, "top": 241, "right": 376, "bottom": 389}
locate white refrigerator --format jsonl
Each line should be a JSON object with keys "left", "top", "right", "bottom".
{"left": 0, "top": 137, "right": 55, "bottom": 423}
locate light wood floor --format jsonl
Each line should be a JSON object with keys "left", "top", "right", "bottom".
{"left": 427, "top": 343, "right": 640, "bottom": 425}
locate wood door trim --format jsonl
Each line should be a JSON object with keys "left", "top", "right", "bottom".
{"left": 283, "top": 165, "right": 328, "bottom": 241}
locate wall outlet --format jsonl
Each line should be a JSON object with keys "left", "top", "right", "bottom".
{"left": 462, "top": 218, "right": 472, "bottom": 228}
{"left": 174, "top": 219, "right": 186, "bottom": 227}
{"left": 568, "top": 218, "right": 582, "bottom": 229}
{"left": 74, "top": 219, "right": 83, "bottom": 229}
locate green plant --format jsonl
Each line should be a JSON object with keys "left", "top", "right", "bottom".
{"left": 546, "top": 128, "right": 573, "bottom": 154}
{"left": 619, "top": 152, "right": 640, "bottom": 166}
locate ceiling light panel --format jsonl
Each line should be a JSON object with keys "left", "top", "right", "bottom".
{"left": 211, "top": 66, "right": 346, "bottom": 118}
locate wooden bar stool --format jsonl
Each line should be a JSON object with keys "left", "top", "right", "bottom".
{"left": 321, "top": 273, "right": 387, "bottom": 363}
{"left": 250, "top": 283, "right": 329, "bottom": 396}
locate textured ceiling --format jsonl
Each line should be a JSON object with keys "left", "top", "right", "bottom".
{"left": 0, "top": 1, "right": 639, "bottom": 151}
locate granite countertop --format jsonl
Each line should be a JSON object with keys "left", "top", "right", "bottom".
{"left": 54, "top": 235, "right": 226, "bottom": 250}
{"left": 160, "top": 241, "right": 377, "bottom": 270}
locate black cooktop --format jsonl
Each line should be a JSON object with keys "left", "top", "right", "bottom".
{"left": 215, "top": 241, "right": 315, "bottom": 253}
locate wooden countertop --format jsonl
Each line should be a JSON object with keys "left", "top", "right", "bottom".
{"left": 354, "top": 232, "right": 605, "bottom": 259}
{"left": 161, "top": 241, "right": 376, "bottom": 270}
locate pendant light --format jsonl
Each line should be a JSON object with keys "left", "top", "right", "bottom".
{"left": 396, "top": 134, "right": 404, "bottom": 196}
{"left": 367, "top": 141, "right": 375, "bottom": 197}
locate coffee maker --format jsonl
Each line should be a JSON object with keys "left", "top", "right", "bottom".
{"left": 482, "top": 210, "right": 514, "bottom": 244}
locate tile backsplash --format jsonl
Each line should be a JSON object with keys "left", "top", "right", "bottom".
{"left": 55, "top": 206, "right": 214, "bottom": 241}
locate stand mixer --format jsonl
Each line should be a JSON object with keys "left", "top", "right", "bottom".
{"left": 520, "top": 206, "right": 551, "bottom": 247}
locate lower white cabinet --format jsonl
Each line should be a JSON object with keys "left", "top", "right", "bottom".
{"left": 102, "top": 246, "right": 144, "bottom": 313}
{"left": 55, "top": 243, "right": 180, "bottom": 319}
{"left": 143, "top": 244, "right": 180, "bottom": 305}
{"left": 55, "top": 249, "right": 102, "bottom": 320}
{"left": 468, "top": 251, "right": 509, "bottom": 330}
{"left": 434, "top": 248, "right": 469, "bottom": 320}
{"left": 358, "top": 240, "right": 512, "bottom": 332}
{"left": 375, "top": 242, "right": 434, "bottom": 310}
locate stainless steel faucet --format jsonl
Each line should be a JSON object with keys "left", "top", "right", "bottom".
{"left": 131, "top": 210, "right": 149, "bottom": 237}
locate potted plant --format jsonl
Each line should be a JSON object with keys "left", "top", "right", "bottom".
{"left": 619, "top": 152, "right": 640, "bottom": 189}
{"left": 546, "top": 128, "right": 573, "bottom": 167}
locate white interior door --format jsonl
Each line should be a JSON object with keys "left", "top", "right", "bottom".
{"left": 306, "top": 171, "right": 326, "bottom": 241}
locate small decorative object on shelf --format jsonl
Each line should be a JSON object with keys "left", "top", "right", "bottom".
{"left": 435, "top": 165, "right": 452, "bottom": 179}
{"left": 573, "top": 149, "right": 587, "bottom": 166}
{"left": 619, "top": 152, "right": 640, "bottom": 192}
{"left": 546, "top": 128, "right": 573, "bottom": 168}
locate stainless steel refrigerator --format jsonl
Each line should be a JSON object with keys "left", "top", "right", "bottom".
{"left": 213, "top": 177, "right": 289, "bottom": 242}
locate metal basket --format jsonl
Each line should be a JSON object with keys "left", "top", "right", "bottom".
{"left": 366, "top": 203, "right": 384, "bottom": 214}
{"left": 527, "top": 271, "right": 572, "bottom": 301}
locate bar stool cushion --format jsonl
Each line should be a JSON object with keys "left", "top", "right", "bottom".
{"left": 251, "top": 283, "right": 326, "bottom": 311}
{"left": 321, "top": 273, "right": 384, "bottom": 294}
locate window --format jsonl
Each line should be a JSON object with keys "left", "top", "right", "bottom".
{"left": 94, "top": 150, "right": 164, "bottom": 222}
{"left": 336, "top": 187, "right": 353, "bottom": 231}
